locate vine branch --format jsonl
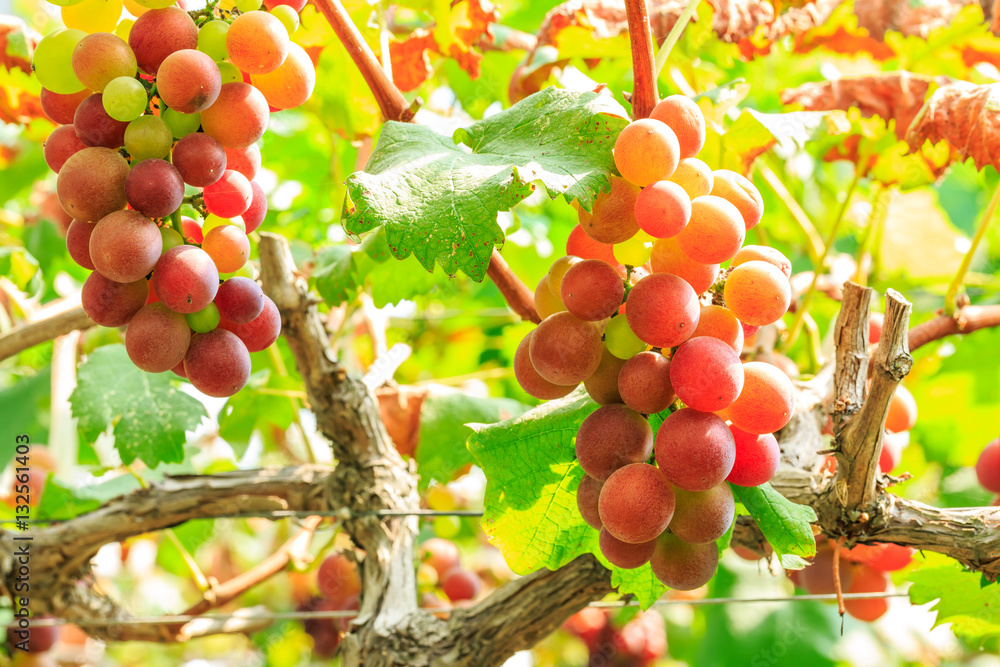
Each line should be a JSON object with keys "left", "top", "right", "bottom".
{"left": 0, "top": 306, "right": 94, "bottom": 362}
{"left": 624, "top": 0, "right": 659, "bottom": 119}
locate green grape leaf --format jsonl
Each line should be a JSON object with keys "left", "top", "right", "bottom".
{"left": 730, "top": 483, "right": 816, "bottom": 558}
{"left": 909, "top": 564, "right": 1000, "bottom": 642}
{"left": 343, "top": 87, "right": 629, "bottom": 281}
{"left": 70, "top": 345, "right": 208, "bottom": 467}
{"left": 416, "top": 391, "right": 529, "bottom": 490}
{"left": 311, "top": 245, "right": 359, "bottom": 305}
{"left": 36, "top": 473, "right": 143, "bottom": 521}
{"left": 468, "top": 390, "right": 666, "bottom": 608}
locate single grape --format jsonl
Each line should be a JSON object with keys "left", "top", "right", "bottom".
{"left": 649, "top": 236, "right": 718, "bottom": 294}
{"left": 720, "top": 362, "right": 795, "bottom": 435}
{"left": 710, "top": 169, "right": 764, "bottom": 231}
{"left": 271, "top": 4, "right": 300, "bottom": 33}
{"left": 197, "top": 20, "right": 230, "bottom": 61}
{"left": 442, "top": 569, "right": 481, "bottom": 602}
{"left": 634, "top": 180, "right": 690, "bottom": 239}
{"left": 545, "top": 256, "right": 582, "bottom": 296}
{"left": 577, "top": 474, "right": 604, "bottom": 529}
{"left": 885, "top": 384, "right": 917, "bottom": 433}
{"left": 160, "top": 226, "right": 183, "bottom": 253}
{"left": 227, "top": 11, "right": 290, "bottom": 74}
{"left": 183, "top": 329, "right": 251, "bottom": 397}
{"left": 599, "top": 528, "right": 656, "bottom": 569}
{"left": 129, "top": 7, "right": 198, "bottom": 74}
{"left": 117, "top": 17, "right": 135, "bottom": 37}
{"left": 583, "top": 346, "right": 626, "bottom": 405}
{"left": 71, "top": 32, "right": 137, "bottom": 92}
{"left": 217, "top": 61, "right": 242, "bottom": 84}
{"left": 102, "top": 76, "right": 147, "bottom": 122}
{"left": 182, "top": 216, "right": 204, "bottom": 244}
{"left": 668, "top": 157, "right": 713, "bottom": 199}
{"left": 528, "top": 312, "right": 603, "bottom": 385}
{"left": 669, "top": 336, "right": 744, "bottom": 413}
{"left": 598, "top": 463, "right": 674, "bottom": 544}
{"left": 202, "top": 212, "right": 245, "bottom": 235}
{"left": 533, "top": 276, "right": 565, "bottom": 320}
{"left": 225, "top": 143, "right": 261, "bottom": 180}
{"left": 124, "top": 115, "right": 173, "bottom": 160}
{"left": 614, "top": 119, "right": 680, "bottom": 187}
{"left": 162, "top": 107, "right": 202, "bottom": 139}
{"left": 218, "top": 295, "right": 281, "bottom": 352}
{"left": 654, "top": 408, "right": 735, "bottom": 492}
{"left": 43, "top": 124, "right": 87, "bottom": 173}
{"left": 691, "top": 305, "right": 743, "bottom": 352}
{"left": 617, "top": 351, "right": 674, "bottom": 415}
{"left": 250, "top": 42, "right": 315, "bottom": 109}
{"left": 215, "top": 276, "right": 264, "bottom": 324}
{"left": 977, "top": 438, "right": 1000, "bottom": 493}
{"left": 802, "top": 544, "right": 853, "bottom": 595}
{"left": 66, "top": 219, "right": 96, "bottom": 270}
{"left": 203, "top": 169, "right": 253, "bottom": 217}
{"left": 90, "top": 209, "right": 163, "bottom": 282}
{"left": 732, "top": 245, "right": 792, "bottom": 278}
{"left": 237, "top": 0, "right": 262, "bottom": 11}
{"left": 74, "top": 93, "right": 129, "bottom": 148}
{"left": 575, "top": 404, "right": 653, "bottom": 481}
{"left": 845, "top": 565, "right": 890, "bottom": 622}
{"left": 727, "top": 426, "right": 780, "bottom": 487}
{"left": 40, "top": 88, "right": 91, "bottom": 125}
{"left": 81, "top": 272, "right": 148, "bottom": 326}
{"left": 560, "top": 259, "right": 624, "bottom": 321}
{"left": 613, "top": 231, "right": 654, "bottom": 267}
{"left": 62, "top": 0, "right": 124, "bottom": 33}
{"left": 151, "top": 245, "right": 220, "bottom": 313}
{"left": 56, "top": 146, "right": 130, "bottom": 221}
{"left": 676, "top": 195, "right": 745, "bottom": 264}
{"left": 625, "top": 272, "right": 699, "bottom": 348}
{"left": 317, "top": 552, "right": 362, "bottom": 602}
{"left": 566, "top": 223, "right": 620, "bottom": 267}
{"left": 32, "top": 29, "right": 87, "bottom": 94}
{"left": 172, "top": 132, "right": 227, "bottom": 186}
{"left": 649, "top": 532, "right": 718, "bottom": 590}
{"left": 186, "top": 302, "right": 221, "bottom": 333}
{"left": 200, "top": 82, "right": 269, "bottom": 148}
{"left": 125, "top": 159, "right": 185, "bottom": 219}
{"left": 577, "top": 176, "right": 641, "bottom": 244}
{"left": 603, "top": 314, "right": 646, "bottom": 360}
{"left": 649, "top": 95, "right": 706, "bottom": 159}
{"left": 125, "top": 303, "right": 192, "bottom": 372}
{"left": 157, "top": 49, "right": 222, "bottom": 114}
{"left": 668, "top": 482, "right": 735, "bottom": 544}
{"left": 203, "top": 224, "right": 251, "bottom": 273}
{"left": 724, "top": 260, "right": 791, "bottom": 327}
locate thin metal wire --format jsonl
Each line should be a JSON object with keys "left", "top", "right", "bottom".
{"left": 7, "top": 509, "right": 487, "bottom": 525}
{"left": 17, "top": 593, "right": 911, "bottom": 627}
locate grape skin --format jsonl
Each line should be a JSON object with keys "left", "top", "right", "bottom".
{"left": 560, "top": 259, "right": 624, "bottom": 322}
{"left": 885, "top": 384, "right": 917, "bottom": 433}
{"left": 575, "top": 404, "right": 653, "bottom": 481}
{"left": 242, "top": 180, "right": 268, "bottom": 233}
{"left": 625, "top": 273, "right": 700, "bottom": 348}
{"left": 667, "top": 483, "right": 735, "bottom": 544}
{"left": 533, "top": 276, "right": 565, "bottom": 321}
{"left": 215, "top": 276, "right": 264, "bottom": 324}
{"left": 81, "top": 272, "right": 148, "bottom": 327}
{"left": 226, "top": 10, "right": 290, "bottom": 75}
{"left": 129, "top": 7, "right": 198, "bottom": 75}
{"left": 691, "top": 305, "right": 743, "bottom": 352}
{"left": 583, "top": 346, "right": 626, "bottom": 405}
{"left": 577, "top": 176, "right": 641, "bottom": 244}
{"left": 73, "top": 93, "right": 129, "bottom": 148}
{"left": 250, "top": 42, "right": 315, "bottom": 110}
{"left": 90, "top": 209, "right": 162, "bottom": 283}
{"left": 172, "top": 132, "right": 227, "bottom": 187}
{"left": 225, "top": 143, "right": 261, "bottom": 180}
{"left": 727, "top": 427, "right": 780, "bottom": 487}
{"left": 655, "top": 408, "right": 735, "bottom": 492}
{"left": 151, "top": 245, "right": 220, "bottom": 314}
{"left": 732, "top": 245, "right": 792, "bottom": 278}
{"left": 668, "top": 158, "right": 713, "bottom": 199}
{"left": 723, "top": 261, "right": 791, "bottom": 327}
{"left": 576, "top": 474, "right": 604, "bottom": 529}
{"left": 528, "top": 312, "right": 603, "bottom": 386}
{"left": 598, "top": 463, "right": 675, "bottom": 544}
{"left": 40, "top": 88, "right": 91, "bottom": 125}
{"left": 43, "top": 124, "right": 87, "bottom": 173}
{"left": 617, "top": 351, "right": 674, "bottom": 415}
{"left": 566, "top": 223, "right": 620, "bottom": 267}
{"left": 613, "top": 119, "right": 680, "bottom": 187}
{"left": 71, "top": 32, "right": 136, "bottom": 92}
{"left": 669, "top": 337, "right": 744, "bottom": 413}
{"left": 649, "top": 237, "right": 718, "bottom": 295}
{"left": 977, "top": 438, "right": 1000, "bottom": 493}
{"left": 599, "top": 528, "right": 656, "bottom": 569}
{"left": 125, "top": 303, "right": 191, "bottom": 372}
{"left": 201, "top": 82, "right": 270, "bottom": 149}
{"left": 183, "top": 329, "right": 252, "bottom": 397}
{"left": 157, "top": 49, "right": 222, "bottom": 114}
{"left": 720, "top": 362, "right": 795, "bottom": 435}
{"left": 124, "top": 159, "right": 185, "bottom": 219}
{"left": 649, "top": 95, "right": 706, "bottom": 159}
{"left": 650, "top": 532, "right": 718, "bottom": 590}
{"left": 218, "top": 295, "right": 281, "bottom": 352}
{"left": 514, "top": 329, "right": 577, "bottom": 400}
{"left": 676, "top": 195, "right": 745, "bottom": 264}
{"left": 66, "top": 219, "right": 96, "bottom": 270}
{"left": 203, "top": 225, "right": 251, "bottom": 273}
{"left": 633, "top": 180, "right": 690, "bottom": 239}
{"left": 710, "top": 170, "right": 763, "bottom": 230}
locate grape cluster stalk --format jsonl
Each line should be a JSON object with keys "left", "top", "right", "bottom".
{"left": 35, "top": 0, "right": 314, "bottom": 396}
{"left": 515, "top": 96, "right": 799, "bottom": 590}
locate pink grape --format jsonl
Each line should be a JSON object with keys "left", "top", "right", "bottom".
{"left": 81, "top": 272, "right": 148, "bottom": 327}
{"left": 599, "top": 528, "right": 656, "bottom": 569}
{"left": 724, "top": 261, "right": 792, "bottom": 327}
{"left": 203, "top": 169, "right": 253, "bottom": 217}
{"left": 90, "top": 209, "right": 162, "bottom": 283}
{"left": 172, "top": 132, "right": 227, "bottom": 187}
{"left": 726, "top": 426, "right": 780, "bottom": 487}
{"left": 218, "top": 295, "right": 281, "bottom": 352}
{"left": 44, "top": 124, "right": 87, "bottom": 172}
{"left": 617, "top": 351, "right": 674, "bottom": 415}
{"left": 577, "top": 474, "right": 604, "bottom": 529}
{"left": 668, "top": 482, "right": 735, "bottom": 544}
{"left": 129, "top": 7, "right": 198, "bottom": 75}
{"left": 655, "top": 408, "right": 735, "bottom": 492}
{"left": 528, "top": 312, "right": 603, "bottom": 386}
{"left": 649, "top": 95, "right": 706, "bottom": 159}
{"left": 514, "top": 330, "right": 576, "bottom": 400}
{"left": 73, "top": 93, "right": 128, "bottom": 148}
{"left": 125, "top": 159, "right": 185, "bottom": 219}
{"left": 560, "top": 259, "right": 624, "bottom": 321}
{"left": 634, "top": 180, "right": 690, "bottom": 238}
{"left": 650, "top": 532, "right": 718, "bottom": 590}
{"left": 669, "top": 336, "right": 744, "bottom": 413}
{"left": 598, "top": 463, "right": 675, "bottom": 544}
{"left": 977, "top": 438, "right": 1000, "bottom": 493}
{"left": 625, "top": 273, "right": 700, "bottom": 348}
{"left": 151, "top": 245, "right": 220, "bottom": 313}
{"left": 183, "top": 329, "right": 251, "bottom": 397}
{"left": 214, "top": 276, "right": 264, "bottom": 324}
{"left": 242, "top": 181, "right": 268, "bottom": 233}
{"left": 676, "top": 195, "right": 745, "bottom": 264}
{"left": 721, "top": 362, "right": 795, "bottom": 435}
{"left": 125, "top": 303, "right": 191, "bottom": 373}
{"left": 575, "top": 404, "right": 653, "bottom": 481}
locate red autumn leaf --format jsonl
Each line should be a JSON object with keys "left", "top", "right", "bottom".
{"left": 854, "top": 0, "right": 973, "bottom": 40}
{"left": 389, "top": 30, "right": 438, "bottom": 93}
{"left": 906, "top": 81, "right": 1000, "bottom": 172}
{"left": 781, "top": 73, "right": 946, "bottom": 139}
{"left": 0, "top": 15, "right": 38, "bottom": 75}
{"left": 793, "top": 24, "right": 896, "bottom": 60}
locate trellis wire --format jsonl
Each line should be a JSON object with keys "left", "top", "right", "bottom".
{"left": 8, "top": 509, "right": 487, "bottom": 525}
{"left": 18, "top": 593, "right": 912, "bottom": 627}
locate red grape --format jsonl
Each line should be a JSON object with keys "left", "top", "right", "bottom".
{"left": 575, "top": 404, "right": 653, "bottom": 481}
{"left": 669, "top": 337, "right": 744, "bottom": 412}
{"left": 976, "top": 438, "right": 1000, "bottom": 493}
{"left": 125, "top": 159, "right": 185, "bottom": 218}
{"left": 583, "top": 346, "right": 626, "bottom": 405}
{"left": 125, "top": 303, "right": 191, "bottom": 372}
{"left": 90, "top": 209, "right": 162, "bottom": 283}
{"left": 151, "top": 245, "right": 220, "bottom": 313}
{"left": 668, "top": 482, "right": 735, "bottom": 544}
{"left": 634, "top": 180, "right": 690, "bottom": 239}
{"left": 66, "top": 219, "right": 96, "bottom": 270}
{"left": 724, "top": 261, "right": 792, "bottom": 327}
{"left": 655, "top": 408, "right": 735, "bottom": 492}
{"left": 218, "top": 295, "right": 281, "bottom": 352}
{"left": 225, "top": 143, "right": 261, "bottom": 180}
{"left": 625, "top": 272, "right": 700, "bottom": 348}
{"left": 598, "top": 463, "right": 675, "bottom": 544}
{"left": 599, "top": 528, "right": 656, "bottom": 569}
{"left": 215, "top": 276, "right": 264, "bottom": 324}
{"left": 721, "top": 362, "right": 795, "bottom": 435}
{"left": 528, "top": 312, "right": 603, "bottom": 386}
{"left": 577, "top": 474, "right": 604, "bottom": 529}
{"left": 727, "top": 427, "right": 780, "bottom": 487}
{"left": 201, "top": 82, "right": 269, "bottom": 149}
{"left": 317, "top": 553, "right": 362, "bottom": 603}
{"left": 56, "top": 146, "right": 130, "bottom": 221}
{"left": 442, "top": 569, "right": 481, "bottom": 602}
{"left": 617, "top": 351, "right": 674, "bottom": 415}
{"left": 710, "top": 170, "right": 763, "bottom": 230}
{"left": 73, "top": 93, "right": 129, "bottom": 148}
{"left": 172, "top": 132, "right": 227, "bottom": 187}
{"left": 183, "top": 329, "right": 251, "bottom": 397}
{"left": 649, "top": 236, "right": 719, "bottom": 294}
{"left": 513, "top": 330, "right": 576, "bottom": 400}
{"left": 40, "top": 88, "right": 91, "bottom": 125}
{"left": 203, "top": 169, "right": 253, "bottom": 217}
{"left": 81, "top": 272, "right": 148, "bottom": 327}
{"left": 157, "top": 49, "right": 221, "bottom": 114}
{"left": 129, "top": 7, "right": 198, "bottom": 75}
{"left": 650, "top": 532, "right": 718, "bottom": 590}
{"left": 242, "top": 180, "right": 268, "bottom": 233}
{"left": 676, "top": 195, "right": 745, "bottom": 264}
{"left": 560, "top": 259, "right": 624, "bottom": 321}
{"left": 649, "top": 95, "right": 705, "bottom": 159}
{"left": 43, "top": 124, "right": 87, "bottom": 172}
{"left": 614, "top": 119, "right": 680, "bottom": 187}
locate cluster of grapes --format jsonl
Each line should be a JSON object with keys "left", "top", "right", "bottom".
{"left": 514, "top": 95, "right": 797, "bottom": 590}
{"left": 417, "top": 537, "right": 484, "bottom": 609}
{"left": 34, "top": 0, "right": 314, "bottom": 396}
{"left": 299, "top": 552, "right": 362, "bottom": 657}
{"left": 563, "top": 607, "right": 666, "bottom": 667}
{"left": 976, "top": 437, "right": 999, "bottom": 502}
{"left": 787, "top": 537, "right": 913, "bottom": 622}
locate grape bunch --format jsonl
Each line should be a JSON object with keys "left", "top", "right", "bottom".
{"left": 514, "top": 96, "right": 797, "bottom": 589}
{"left": 34, "top": 0, "right": 315, "bottom": 397}
{"left": 563, "top": 607, "right": 666, "bottom": 667}
{"left": 976, "top": 436, "right": 1000, "bottom": 503}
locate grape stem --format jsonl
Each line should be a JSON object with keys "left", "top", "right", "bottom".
{"left": 170, "top": 210, "right": 185, "bottom": 239}
{"left": 623, "top": 0, "right": 659, "bottom": 119}
{"left": 756, "top": 160, "right": 824, "bottom": 264}
{"left": 943, "top": 176, "right": 1000, "bottom": 316}
{"left": 652, "top": 0, "right": 701, "bottom": 78}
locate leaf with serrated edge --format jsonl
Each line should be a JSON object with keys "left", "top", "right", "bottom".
{"left": 730, "top": 483, "right": 816, "bottom": 559}
{"left": 909, "top": 564, "right": 1000, "bottom": 642}
{"left": 467, "top": 390, "right": 665, "bottom": 608}
{"left": 343, "top": 88, "right": 629, "bottom": 280}
{"left": 70, "top": 345, "right": 207, "bottom": 467}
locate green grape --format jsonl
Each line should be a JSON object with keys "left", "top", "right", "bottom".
{"left": 270, "top": 5, "right": 299, "bottom": 34}
{"left": 32, "top": 30, "right": 87, "bottom": 94}
{"left": 613, "top": 231, "right": 654, "bottom": 267}
{"left": 124, "top": 115, "right": 173, "bottom": 161}
{"left": 48, "top": 0, "right": 86, "bottom": 6}
{"left": 133, "top": 0, "right": 177, "bottom": 8}
{"left": 217, "top": 61, "right": 242, "bottom": 84}
{"left": 103, "top": 76, "right": 148, "bottom": 122}
{"left": 160, "top": 226, "right": 184, "bottom": 253}
{"left": 185, "top": 302, "right": 221, "bottom": 332}
{"left": 220, "top": 262, "right": 255, "bottom": 280}
{"left": 62, "top": 0, "right": 123, "bottom": 34}
{"left": 236, "top": 0, "right": 261, "bottom": 11}
{"left": 433, "top": 516, "right": 462, "bottom": 539}
{"left": 197, "top": 20, "right": 230, "bottom": 61}
{"left": 115, "top": 18, "right": 134, "bottom": 40}
{"left": 163, "top": 108, "right": 201, "bottom": 139}
{"left": 203, "top": 213, "right": 246, "bottom": 235}
{"left": 604, "top": 315, "right": 646, "bottom": 359}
